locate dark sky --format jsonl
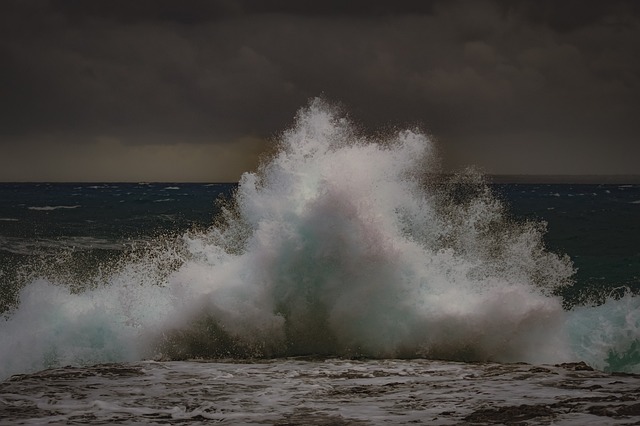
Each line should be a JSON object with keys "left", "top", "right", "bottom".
{"left": 1, "top": 0, "right": 639, "bottom": 181}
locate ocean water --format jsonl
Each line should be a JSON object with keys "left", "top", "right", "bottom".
{"left": 1, "top": 99, "right": 639, "bottom": 423}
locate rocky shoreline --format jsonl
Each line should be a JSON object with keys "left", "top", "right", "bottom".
{"left": 1, "top": 359, "right": 639, "bottom": 425}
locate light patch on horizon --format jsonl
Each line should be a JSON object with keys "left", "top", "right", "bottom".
{"left": 0, "top": 136, "right": 269, "bottom": 182}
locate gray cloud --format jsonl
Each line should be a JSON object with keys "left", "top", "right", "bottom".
{"left": 1, "top": 0, "right": 639, "bottom": 180}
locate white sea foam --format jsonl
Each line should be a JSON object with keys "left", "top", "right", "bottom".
{"left": 27, "top": 205, "right": 81, "bottom": 211}
{"left": 0, "top": 99, "right": 638, "bottom": 380}
{"left": 2, "top": 359, "right": 638, "bottom": 425}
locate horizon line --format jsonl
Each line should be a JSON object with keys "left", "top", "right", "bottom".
{"left": 1, "top": 174, "right": 640, "bottom": 185}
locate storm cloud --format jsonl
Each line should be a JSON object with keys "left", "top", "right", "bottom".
{"left": 1, "top": 0, "right": 639, "bottom": 181}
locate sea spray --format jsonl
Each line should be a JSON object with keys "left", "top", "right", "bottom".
{"left": 160, "top": 98, "right": 574, "bottom": 363}
{"left": 1, "top": 98, "right": 637, "bottom": 380}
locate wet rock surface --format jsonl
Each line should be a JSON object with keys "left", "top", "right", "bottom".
{"left": 0, "top": 359, "right": 639, "bottom": 425}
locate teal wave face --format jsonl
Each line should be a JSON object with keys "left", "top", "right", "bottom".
{"left": 568, "top": 293, "right": 640, "bottom": 373}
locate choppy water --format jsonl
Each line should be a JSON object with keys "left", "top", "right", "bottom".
{"left": 1, "top": 99, "right": 639, "bottom": 424}
{"left": 2, "top": 359, "right": 639, "bottom": 425}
